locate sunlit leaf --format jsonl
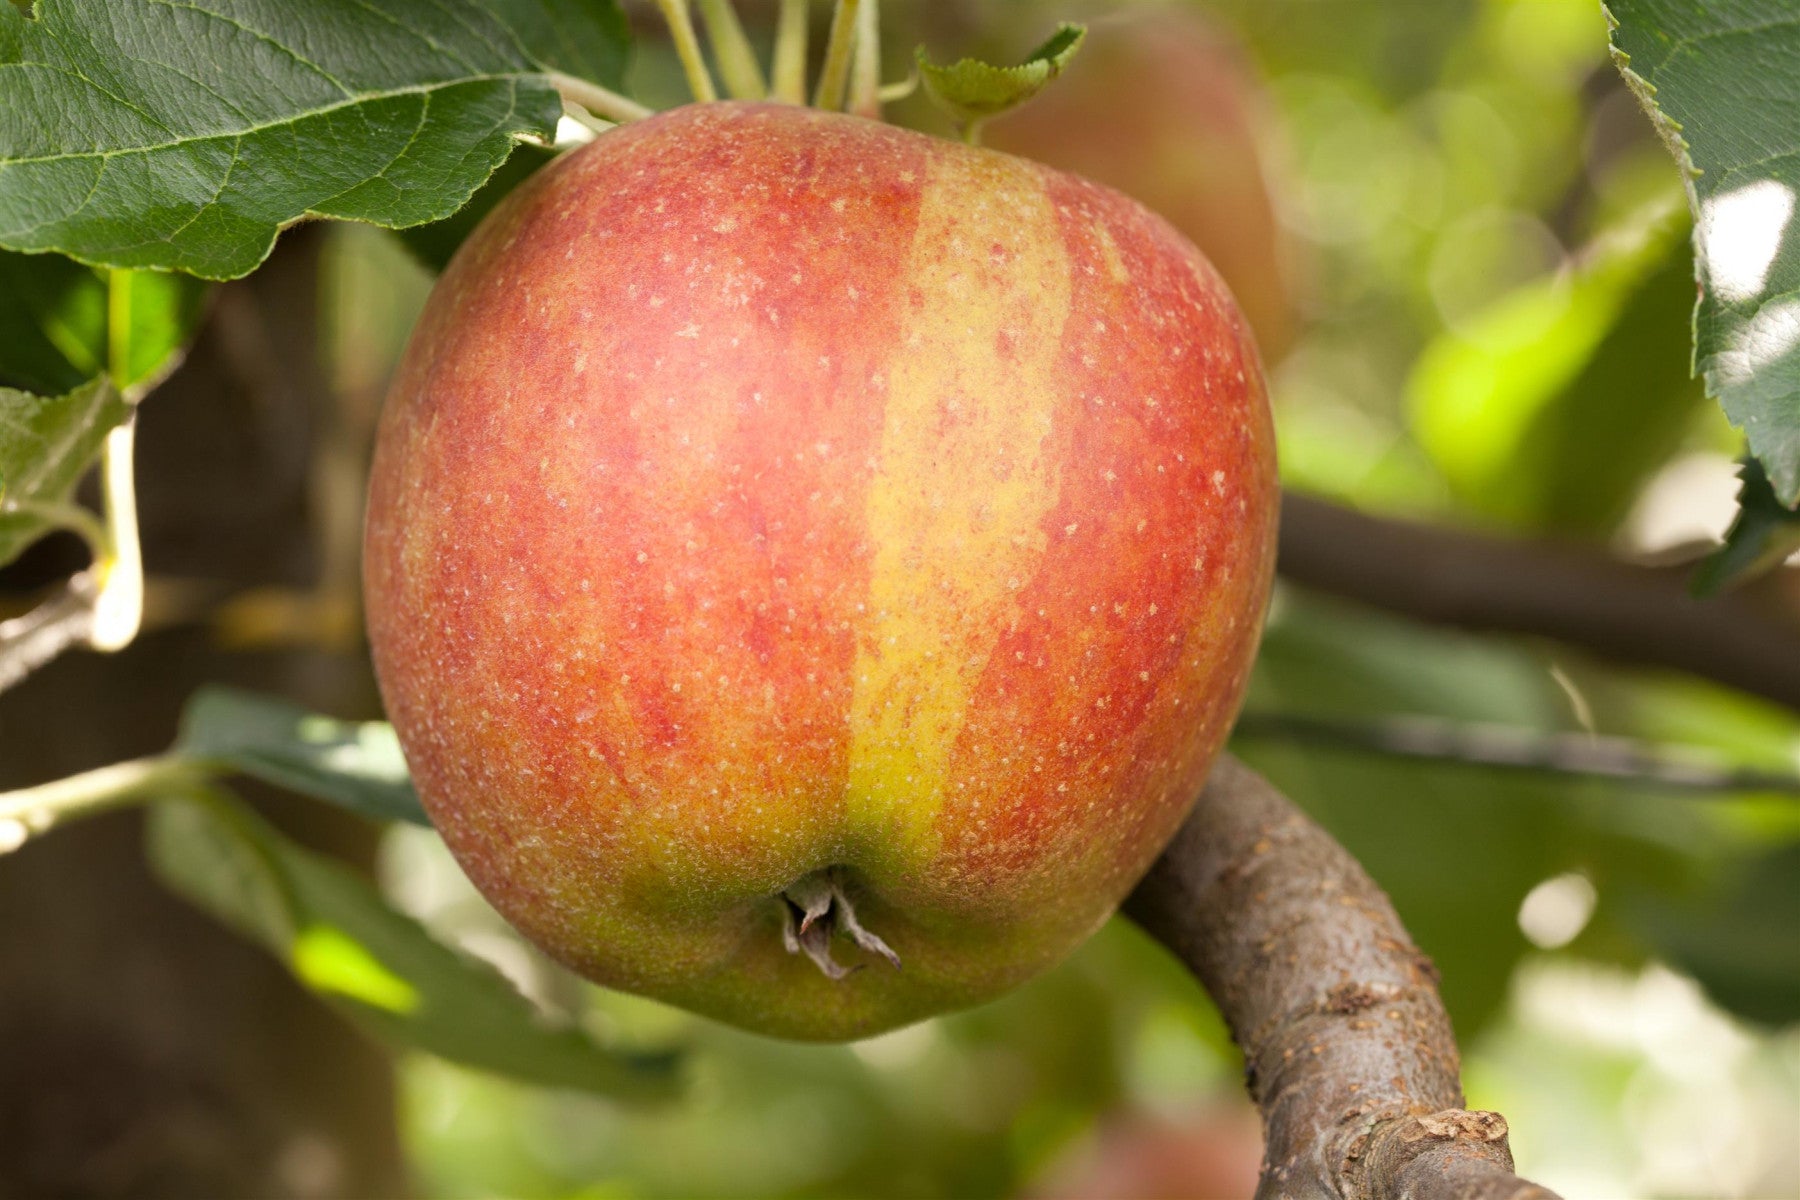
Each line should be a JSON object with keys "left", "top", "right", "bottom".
{"left": 1409, "top": 200, "right": 1704, "bottom": 535}
{"left": 1608, "top": 0, "right": 1800, "bottom": 506}
{"left": 176, "top": 687, "right": 429, "bottom": 827}
{"left": 148, "top": 789, "right": 680, "bottom": 1099}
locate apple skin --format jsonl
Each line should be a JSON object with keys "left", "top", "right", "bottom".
{"left": 364, "top": 101, "right": 1276, "bottom": 1041}
{"left": 985, "top": 7, "right": 1301, "bottom": 361}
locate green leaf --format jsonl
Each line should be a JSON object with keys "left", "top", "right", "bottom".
{"left": 148, "top": 789, "right": 681, "bottom": 1099}
{"left": 0, "top": 377, "right": 127, "bottom": 566}
{"left": 918, "top": 23, "right": 1086, "bottom": 137}
{"left": 1691, "top": 457, "right": 1800, "bottom": 593}
{"left": 1409, "top": 200, "right": 1706, "bottom": 536}
{"left": 1608, "top": 0, "right": 1800, "bottom": 507}
{"left": 398, "top": 142, "right": 556, "bottom": 273}
{"left": 483, "top": 0, "right": 630, "bottom": 89}
{"left": 106, "top": 266, "right": 211, "bottom": 396}
{"left": 0, "top": 249, "right": 211, "bottom": 398}
{"left": 1633, "top": 841, "right": 1800, "bottom": 1026}
{"left": 176, "top": 687, "right": 430, "bottom": 828}
{"left": 0, "top": 251, "right": 104, "bottom": 395}
{"left": 0, "top": 0, "right": 581, "bottom": 280}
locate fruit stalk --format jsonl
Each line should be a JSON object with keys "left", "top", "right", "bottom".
{"left": 654, "top": 0, "right": 720, "bottom": 103}
{"left": 698, "top": 0, "right": 767, "bottom": 101}
{"left": 850, "top": 0, "right": 881, "bottom": 119}
{"left": 812, "top": 0, "right": 861, "bottom": 110}
{"left": 772, "top": 0, "right": 809, "bottom": 104}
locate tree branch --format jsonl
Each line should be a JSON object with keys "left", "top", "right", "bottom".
{"left": 1125, "top": 755, "right": 1561, "bottom": 1200}
{"left": 1232, "top": 711, "right": 1800, "bottom": 796}
{"left": 0, "top": 576, "right": 98, "bottom": 695}
{"left": 1278, "top": 492, "right": 1800, "bottom": 712}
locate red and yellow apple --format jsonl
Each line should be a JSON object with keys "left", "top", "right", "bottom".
{"left": 364, "top": 101, "right": 1276, "bottom": 1040}
{"left": 985, "top": 6, "right": 1302, "bottom": 361}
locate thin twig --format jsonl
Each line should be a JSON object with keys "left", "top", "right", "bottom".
{"left": 698, "top": 0, "right": 767, "bottom": 100}
{"left": 1279, "top": 491, "right": 1800, "bottom": 713}
{"left": 1125, "top": 756, "right": 1562, "bottom": 1200}
{"left": 850, "top": 0, "right": 881, "bottom": 119}
{"left": 0, "top": 755, "right": 207, "bottom": 853}
{"left": 0, "top": 576, "right": 98, "bottom": 696}
{"left": 1233, "top": 712, "right": 1800, "bottom": 797}
{"left": 549, "top": 71, "right": 656, "bottom": 123}
{"left": 655, "top": 0, "right": 720, "bottom": 103}
{"left": 812, "top": 0, "right": 861, "bottom": 110}
{"left": 772, "top": 0, "right": 809, "bottom": 104}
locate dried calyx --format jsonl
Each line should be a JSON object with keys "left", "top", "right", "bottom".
{"left": 780, "top": 868, "right": 901, "bottom": 979}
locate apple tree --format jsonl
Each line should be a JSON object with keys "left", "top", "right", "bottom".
{"left": 1, "top": 1, "right": 1796, "bottom": 1197}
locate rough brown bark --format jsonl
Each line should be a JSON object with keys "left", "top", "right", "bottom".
{"left": 1278, "top": 491, "right": 1800, "bottom": 713}
{"left": 1126, "top": 755, "right": 1561, "bottom": 1200}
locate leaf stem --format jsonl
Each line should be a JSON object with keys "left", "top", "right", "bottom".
{"left": 812, "top": 0, "right": 860, "bottom": 110}
{"left": 655, "top": 0, "right": 720, "bottom": 104}
{"left": 772, "top": 0, "right": 809, "bottom": 104}
{"left": 0, "top": 755, "right": 209, "bottom": 854}
{"left": 88, "top": 419, "right": 142, "bottom": 652}
{"left": 849, "top": 0, "right": 880, "bottom": 118}
{"left": 698, "top": 0, "right": 766, "bottom": 100}
{"left": 548, "top": 71, "right": 655, "bottom": 124}
{"left": 4, "top": 499, "right": 109, "bottom": 562}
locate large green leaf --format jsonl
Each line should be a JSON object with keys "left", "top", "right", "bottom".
{"left": 0, "top": 0, "right": 622, "bottom": 279}
{"left": 0, "top": 378, "right": 127, "bottom": 566}
{"left": 397, "top": 142, "right": 556, "bottom": 273}
{"left": 148, "top": 788, "right": 680, "bottom": 1099}
{"left": 1409, "top": 201, "right": 1705, "bottom": 536}
{"left": 484, "top": 0, "right": 630, "bottom": 90}
{"left": 1608, "top": 0, "right": 1800, "bottom": 507}
{"left": 176, "top": 687, "right": 430, "bottom": 828}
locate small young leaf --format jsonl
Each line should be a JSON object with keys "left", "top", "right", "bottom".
{"left": 1607, "top": 0, "right": 1800, "bottom": 506}
{"left": 917, "top": 23, "right": 1086, "bottom": 138}
{"left": 148, "top": 790, "right": 681, "bottom": 1099}
{"left": 0, "top": 0, "right": 575, "bottom": 280}
{"left": 0, "top": 378, "right": 127, "bottom": 566}
{"left": 176, "top": 687, "right": 430, "bottom": 828}
{"left": 1691, "top": 458, "right": 1800, "bottom": 595}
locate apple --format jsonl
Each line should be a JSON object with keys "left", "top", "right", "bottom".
{"left": 984, "top": 7, "right": 1302, "bottom": 361}
{"left": 363, "top": 100, "right": 1276, "bottom": 1040}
